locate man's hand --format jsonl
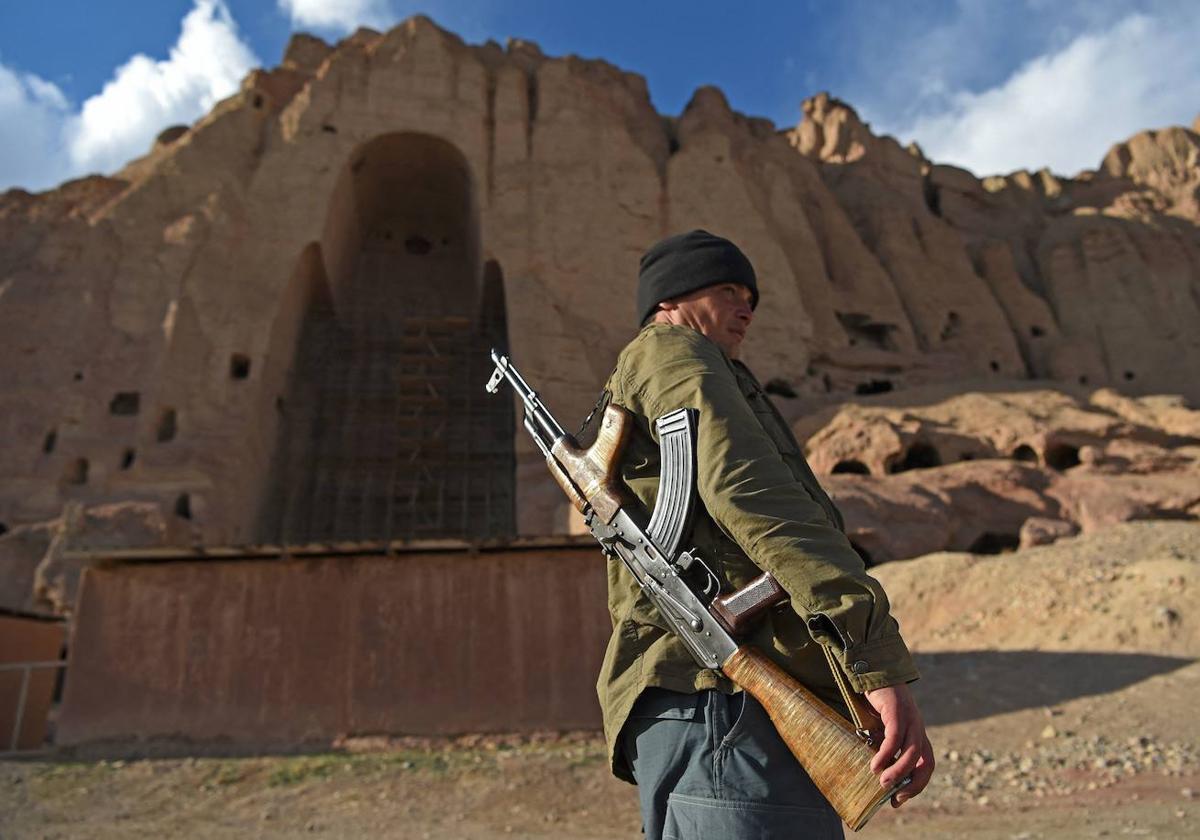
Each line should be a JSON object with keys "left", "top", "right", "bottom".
{"left": 864, "top": 682, "right": 935, "bottom": 806}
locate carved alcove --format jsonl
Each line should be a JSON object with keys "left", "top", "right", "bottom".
{"left": 259, "top": 133, "right": 515, "bottom": 544}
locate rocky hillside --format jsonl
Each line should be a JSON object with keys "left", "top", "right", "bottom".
{"left": 798, "top": 382, "right": 1200, "bottom": 563}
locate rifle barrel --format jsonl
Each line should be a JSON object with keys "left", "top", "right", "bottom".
{"left": 488, "top": 349, "right": 566, "bottom": 441}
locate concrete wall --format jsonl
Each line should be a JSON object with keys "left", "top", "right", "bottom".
{"left": 56, "top": 544, "right": 609, "bottom": 748}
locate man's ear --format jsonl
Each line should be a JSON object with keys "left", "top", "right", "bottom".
{"left": 657, "top": 299, "right": 678, "bottom": 311}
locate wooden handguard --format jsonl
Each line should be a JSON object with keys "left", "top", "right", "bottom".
{"left": 710, "top": 572, "right": 789, "bottom": 636}
{"left": 722, "top": 646, "right": 899, "bottom": 831}
{"left": 549, "top": 404, "right": 633, "bottom": 523}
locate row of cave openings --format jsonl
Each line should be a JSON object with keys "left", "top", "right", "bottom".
{"left": 842, "top": 440, "right": 1080, "bottom": 565}
{"left": 43, "top": 381, "right": 196, "bottom": 520}
{"left": 830, "top": 440, "right": 1082, "bottom": 477}
{"left": 788, "top": 307, "right": 1139, "bottom": 397}
{"left": 47, "top": 354, "right": 252, "bottom": 486}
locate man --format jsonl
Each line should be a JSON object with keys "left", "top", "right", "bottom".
{"left": 596, "top": 230, "right": 934, "bottom": 839}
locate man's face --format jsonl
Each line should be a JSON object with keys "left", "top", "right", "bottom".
{"left": 655, "top": 283, "right": 755, "bottom": 356}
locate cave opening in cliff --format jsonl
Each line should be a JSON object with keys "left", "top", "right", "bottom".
{"left": 229, "top": 354, "right": 251, "bottom": 380}
{"left": 109, "top": 392, "right": 141, "bottom": 416}
{"left": 832, "top": 460, "right": 871, "bottom": 475}
{"left": 835, "top": 311, "right": 897, "bottom": 351}
{"left": 260, "top": 133, "right": 515, "bottom": 545}
{"left": 1045, "top": 443, "right": 1081, "bottom": 471}
{"left": 855, "top": 379, "right": 893, "bottom": 395}
{"left": 939, "top": 311, "right": 961, "bottom": 342}
{"left": 889, "top": 442, "right": 942, "bottom": 473}
{"left": 1011, "top": 444, "right": 1038, "bottom": 463}
{"left": 156, "top": 408, "right": 177, "bottom": 442}
{"left": 64, "top": 458, "right": 88, "bottom": 485}
{"left": 968, "top": 531, "right": 1020, "bottom": 555}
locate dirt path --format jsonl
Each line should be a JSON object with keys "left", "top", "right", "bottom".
{"left": 3, "top": 734, "right": 1195, "bottom": 839}
{"left": 4, "top": 522, "right": 1198, "bottom": 838}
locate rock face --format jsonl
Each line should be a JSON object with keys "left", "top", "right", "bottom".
{"left": 792, "top": 94, "right": 1200, "bottom": 400}
{"left": 0, "top": 500, "right": 197, "bottom": 615}
{"left": 798, "top": 384, "right": 1200, "bottom": 563}
{"left": 0, "top": 17, "right": 1198, "bottom": 582}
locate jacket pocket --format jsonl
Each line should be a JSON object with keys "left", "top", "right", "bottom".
{"left": 739, "top": 379, "right": 801, "bottom": 457}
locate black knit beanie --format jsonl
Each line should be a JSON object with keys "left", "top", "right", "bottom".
{"left": 636, "top": 230, "right": 758, "bottom": 327}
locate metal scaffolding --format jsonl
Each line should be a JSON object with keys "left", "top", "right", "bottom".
{"left": 272, "top": 312, "right": 515, "bottom": 545}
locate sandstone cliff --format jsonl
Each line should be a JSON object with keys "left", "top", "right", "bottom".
{"left": 797, "top": 383, "right": 1200, "bottom": 564}
{"left": 0, "top": 17, "right": 1197, "bottom": 573}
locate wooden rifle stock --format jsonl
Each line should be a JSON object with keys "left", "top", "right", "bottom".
{"left": 549, "top": 404, "right": 634, "bottom": 523}
{"left": 723, "top": 646, "right": 899, "bottom": 831}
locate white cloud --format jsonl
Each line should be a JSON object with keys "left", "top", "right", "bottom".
{"left": 0, "top": 64, "right": 74, "bottom": 191}
{"left": 0, "top": 0, "right": 258, "bottom": 192}
{"left": 67, "top": 0, "right": 259, "bottom": 177}
{"left": 278, "top": 0, "right": 397, "bottom": 33}
{"left": 883, "top": 8, "right": 1200, "bottom": 176}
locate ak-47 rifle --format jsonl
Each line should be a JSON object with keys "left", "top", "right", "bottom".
{"left": 485, "top": 350, "right": 906, "bottom": 831}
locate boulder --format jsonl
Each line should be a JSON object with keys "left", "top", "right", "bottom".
{"left": 1019, "top": 517, "right": 1079, "bottom": 549}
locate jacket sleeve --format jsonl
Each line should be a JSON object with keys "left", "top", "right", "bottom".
{"left": 620, "top": 326, "right": 918, "bottom": 692}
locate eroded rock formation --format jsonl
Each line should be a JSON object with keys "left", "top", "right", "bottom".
{"left": 796, "top": 384, "right": 1200, "bottom": 563}
{"left": 1, "top": 17, "right": 1197, "bottom": 605}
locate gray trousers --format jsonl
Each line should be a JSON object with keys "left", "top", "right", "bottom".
{"left": 621, "top": 687, "right": 845, "bottom": 840}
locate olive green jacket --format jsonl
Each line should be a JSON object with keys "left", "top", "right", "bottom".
{"left": 596, "top": 323, "right": 919, "bottom": 783}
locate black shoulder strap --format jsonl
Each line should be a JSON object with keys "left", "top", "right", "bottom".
{"left": 575, "top": 385, "right": 612, "bottom": 445}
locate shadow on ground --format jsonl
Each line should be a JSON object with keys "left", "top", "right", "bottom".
{"left": 911, "top": 650, "right": 1193, "bottom": 726}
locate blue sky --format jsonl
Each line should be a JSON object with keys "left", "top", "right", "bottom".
{"left": 2, "top": 1, "right": 1198, "bottom": 191}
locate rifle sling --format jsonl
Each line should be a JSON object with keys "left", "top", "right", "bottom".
{"left": 821, "top": 643, "right": 881, "bottom": 747}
